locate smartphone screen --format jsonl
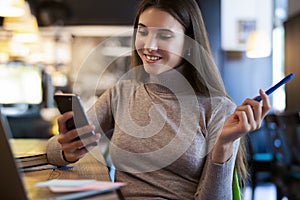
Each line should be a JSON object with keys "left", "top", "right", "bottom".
{"left": 54, "top": 93, "right": 97, "bottom": 146}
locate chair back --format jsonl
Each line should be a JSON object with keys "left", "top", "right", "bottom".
{"left": 276, "top": 112, "right": 300, "bottom": 166}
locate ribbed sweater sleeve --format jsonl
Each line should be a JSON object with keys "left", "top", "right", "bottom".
{"left": 46, "top": 135, "right": 71, "bottom": 166}
{"left": 194, "top": 140, "right": 239, "bottom": 200}
{"left": 195, "top": 98, "right": 238, "bottom": 200}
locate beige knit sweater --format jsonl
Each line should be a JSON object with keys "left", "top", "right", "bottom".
{"left": 47, "top": 68, "right": 239, "bottom": 200}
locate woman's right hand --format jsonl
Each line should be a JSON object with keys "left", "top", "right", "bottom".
{"left": 56, "top": 111, "right": 101, "bottom": 163}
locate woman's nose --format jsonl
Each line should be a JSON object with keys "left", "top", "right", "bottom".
{"left": 144, "top": 34, "right": 158, "bottom": 51}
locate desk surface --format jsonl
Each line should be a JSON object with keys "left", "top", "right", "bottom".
{"left": 11, "top": 139, "right": 121, "bottom": 200}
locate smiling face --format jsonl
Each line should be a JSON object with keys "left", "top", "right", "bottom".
{"left": 135, "top": 7, "right": 186, "bottom": 75}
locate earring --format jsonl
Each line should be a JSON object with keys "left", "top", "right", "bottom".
{"left": 185, "top": 48, "right": 191, "bottom": 57}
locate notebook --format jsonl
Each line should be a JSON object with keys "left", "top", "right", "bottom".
{"left": 0, "top": 110, "right": 28, "bottom": 200}
{"left": 11, "top": 138, "right": 49, "bottom": 169}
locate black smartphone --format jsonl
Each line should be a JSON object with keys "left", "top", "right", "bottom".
{"left": 54, "top": 93, "right": 97, "bottom": 147}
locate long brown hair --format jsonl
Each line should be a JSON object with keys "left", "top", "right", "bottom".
{"left": 131, "top": 0, "right": 248, "bottom": 187}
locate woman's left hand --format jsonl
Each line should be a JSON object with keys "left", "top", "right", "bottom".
{"left": 212, "top": 89, "right": 271, "bottom": 163}
{"left": 220, "top": 89, "right": 270, "bottom": 143}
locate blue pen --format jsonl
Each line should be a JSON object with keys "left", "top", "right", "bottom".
{"left": 254, "top": 73, "right": 295, "bottom": 102}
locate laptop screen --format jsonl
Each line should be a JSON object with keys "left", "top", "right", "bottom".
{"left": 0, "top": 110, "right": 28, "bottom": 200}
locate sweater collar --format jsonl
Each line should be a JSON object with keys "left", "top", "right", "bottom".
{"left": 145, "top": 64, "right": 194, "bottom": 95}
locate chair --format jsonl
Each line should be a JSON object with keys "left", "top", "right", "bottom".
{"left": 247, "top": 116, "right": 278, "bottom": 200}
{"left": 273, "top": 112, "right": 300, "bottom": 199}
{"left": 263, "top": 113, "right": 292, "bottom": 199}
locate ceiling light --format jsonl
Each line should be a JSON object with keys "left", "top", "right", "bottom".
{"left": 3, "top": 2, "right": 40, "bottom": 43}
{"left": 0, "top": 0, "right": 25, "bottom": 17}
{"left": 246, "top": 31, "right": 271, "bottom": 58}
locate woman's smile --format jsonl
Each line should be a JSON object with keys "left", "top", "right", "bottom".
{"left": 144, "top": 54, "right": 162, "bottom": 62}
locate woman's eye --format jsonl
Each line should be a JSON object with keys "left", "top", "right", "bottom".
{"left": 137, "top": 28, "right": 148, "bottom": 36}
{"left": 158, "top": 32, "right": 173, "bottom": 40}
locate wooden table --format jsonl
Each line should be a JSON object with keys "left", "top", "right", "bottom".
{"left": 10, "top": 139, "right": 122, "bottom": 200}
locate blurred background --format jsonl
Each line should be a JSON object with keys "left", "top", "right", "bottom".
{"left": 0, "top": 0, "right": 299, "bottom": 199}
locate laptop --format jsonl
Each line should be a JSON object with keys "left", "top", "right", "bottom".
{"left": 0, "top": 110, "right": 28, "bottom": 200}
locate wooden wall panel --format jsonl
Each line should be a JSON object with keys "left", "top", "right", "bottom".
{"left": 284, "top": 13, "right": 300, "bottom": 112}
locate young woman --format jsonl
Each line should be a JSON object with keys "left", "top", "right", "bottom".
{"left": 46, "top": 0, "right": 270, "bottom": 199}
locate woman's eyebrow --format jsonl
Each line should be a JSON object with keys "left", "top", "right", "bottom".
{"left": 138, "top": 23, "right": 146, "bottom": 27}
{"left": 138, "top": 23, "right": 174, "bottom": 33}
